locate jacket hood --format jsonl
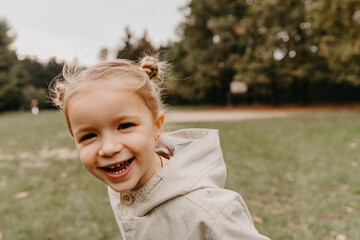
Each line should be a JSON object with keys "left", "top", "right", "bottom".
{"left": 108, "top": 128, "right": 227, "bottom": 217}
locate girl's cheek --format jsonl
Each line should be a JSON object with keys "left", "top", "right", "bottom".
{"left": 132, "top": 134, "right": 154, "bottom": 151}
{"left": 78, "top": 147, "right": 93, "bottom": 165}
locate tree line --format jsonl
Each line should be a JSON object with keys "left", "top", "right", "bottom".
{"left": 0, "top": 21, "right": 63, "bottom": 111}
{"left": 0, "top": 0, "right": 359, "bottom": 111}
{"left": 165, "top": 0, "right": 360, "bottom": 105}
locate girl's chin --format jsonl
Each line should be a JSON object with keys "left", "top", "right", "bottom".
{"left": 108, "top": 182, "right": 135, "bottom": 193}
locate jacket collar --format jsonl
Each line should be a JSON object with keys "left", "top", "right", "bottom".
{"left": 111, "top": 128, "right": 227, "bottom": 217}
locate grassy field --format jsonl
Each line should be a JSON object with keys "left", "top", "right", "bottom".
{"left": 0, "top": 109, "right": 359, "bottom": 240}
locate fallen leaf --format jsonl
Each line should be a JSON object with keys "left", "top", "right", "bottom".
{"left": 285, "top": 172, "right": 294, "bottom": 182}
{"left": 346, "top": 206, "right": 354, "bottom": 213}
{"left": 330, "top": 231, "right": 337, "bottom": 238}
{"left": 253, "top": 216, "right": 263, "bottom": 224}
{"left": 56, "top": 212, "right": 63, "bottom": 219}
{"left": 60, "top": 172, "right": 67, "bottom": 178}
{"left": 292, "top": 194, "right": 301, "bottom": 201}
{"left": 0, "top": 180, "right": 5, "bottom": 187}
{"left": 336, "top": 234, "right": 347, "bottom": 240}
{"left": 14, "top": 191, "right": 29, "bottom": 199}
{"left": 349, "top": 142, "right": 357, "bottom": 149}
{"left": 339, "top": 184, "right": 349, "bottom": 191}
{"left": 299, "top": 222, "right": 308, "bottom": 231}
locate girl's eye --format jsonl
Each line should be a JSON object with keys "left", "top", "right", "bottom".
{"left": 118, "top": 123, "right": 135, "bottom": 130}
{"left": 79, "top": 133, "right": 97, "bottom": 142}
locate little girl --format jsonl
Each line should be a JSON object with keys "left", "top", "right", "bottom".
{"left": 51, "top": 56, "right": 270, "bottom": 240}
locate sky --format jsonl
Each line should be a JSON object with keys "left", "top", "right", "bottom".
{"left": 0, "top": 0, "right": 189, "bottom": 65}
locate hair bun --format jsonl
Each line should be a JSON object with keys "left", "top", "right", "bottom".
{"left": 140, "top": 56, "right": 159, "bottom": 80}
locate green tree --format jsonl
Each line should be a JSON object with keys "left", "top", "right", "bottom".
{"left": 167, "top": 0, "right": 359, "bottom": 105}
{"left": 0, "top": 20, "right": 24, "bottom": 111}
{"left": 116, "top": 27, "right": 156, "bottom": 61}
{"left": 21, "top": 56, "right": 63, "bottom": 108}
{"left": 44, "top": 57, "right": 63, "bottom": 87}
{"left": 307, "top": 0, "right": 360, "bottom": 100}
{"left": 20, "top": 57, "right": 45, "bottom": 88}
{"left": 167, "top": 0, "right": 249, "bottom": 104}
{"left": 234, "top": 0, "right": 331, "bottom": 104}
{"left": 98, "top": 47, "right": 109, "bottom": 62}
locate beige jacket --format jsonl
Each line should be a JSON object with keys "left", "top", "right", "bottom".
{"left": 108, "top": 129, "right": 270, "bottom": 240}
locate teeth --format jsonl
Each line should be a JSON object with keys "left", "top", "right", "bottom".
{"left": 103, "top": 158, "right": 133, "bottom": 173}
{"left": 105, "top": 161, "right": 126, "bottom": 169}
{"left": 115, "top": 168, "right": 125, "bottom": 174}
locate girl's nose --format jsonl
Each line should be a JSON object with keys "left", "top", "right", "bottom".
{"left": 99, "top": 134, "right": 123, "bottom": 157}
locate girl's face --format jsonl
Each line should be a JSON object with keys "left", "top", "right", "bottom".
{"left": 67, "top": 83, "right": 164, "bottom": 192}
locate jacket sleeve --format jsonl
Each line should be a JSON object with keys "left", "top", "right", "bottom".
{"left": 209, "top": 200, "right": 271, "bottom": 240}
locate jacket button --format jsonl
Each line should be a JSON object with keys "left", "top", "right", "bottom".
{"left": 122, "top": 193, "right": 134, "bottom": 205}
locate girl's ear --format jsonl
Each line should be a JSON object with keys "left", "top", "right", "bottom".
{"left": 154, "top": 112, "right": 165, "bottom": 140}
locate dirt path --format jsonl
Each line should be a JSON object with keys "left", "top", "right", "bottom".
{"left": 165, "top": 109, "right": 290, "bottom": 122}
{"left": 165, "top": 104, "right": 360, "bottom": 123}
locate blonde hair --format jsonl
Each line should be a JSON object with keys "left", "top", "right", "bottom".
{"left": 50, "top": 55, "right": 166, "bottom": 133}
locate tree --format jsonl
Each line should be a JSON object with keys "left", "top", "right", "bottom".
{"left": 21, "top": 56, "right": 64, "bottom": 108}
{"left": 20, "top": 57, "right": 45, "bottom": 88}
{"left": 167, "top": 0, "right": 359, "bottom": 105}
{"left": 233, "top": 0, "right": 331, "bottom": 105}
{"left": 0, "top": 20, "right": 24, "bottom": 111}
{"left": 44, "top": 57, "right": 63, "bottom": 87}
{"left": 0, "top": 20, "right": 66, "bottom": 111}
{"left": 307, "top": 0, "right": 360, "bottom": 97}
{"left": 116, "top": 27, "right": 156, "bottom": 61}
{"left": 167, "top": 0, "right": 249, "bottom": 104}
{"left": 98, "top": 47, "right": 109, "bottom": 62}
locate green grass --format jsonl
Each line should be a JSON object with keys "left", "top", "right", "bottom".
{"left": 1, "top": 109, "right": 360, "bottom": 239}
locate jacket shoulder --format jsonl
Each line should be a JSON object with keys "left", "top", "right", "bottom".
{"left": 184, "top": 188, "right": 270, "bottom": 240}
{"left": 185, "top": 187, "right": 250, "bottom": 219}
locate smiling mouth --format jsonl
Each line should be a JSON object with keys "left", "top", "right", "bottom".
{"left": 100, "top": 157, "right": 135, "bottom": 174}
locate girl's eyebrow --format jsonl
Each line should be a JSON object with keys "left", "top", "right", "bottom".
{"left": 112, "top": 114, "right": 140, "bottom": 123}
{"left": 73, "top": 126, "right": 96, "bottom": 136}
